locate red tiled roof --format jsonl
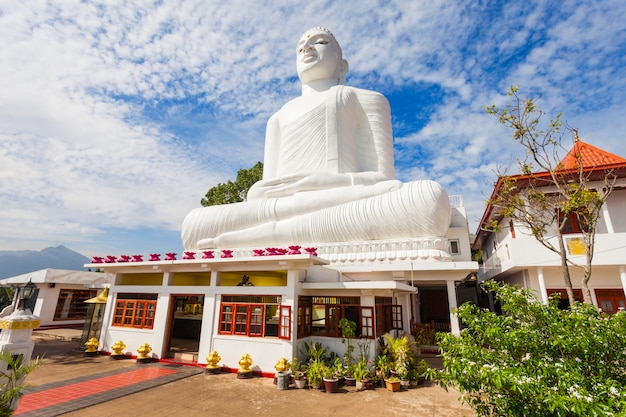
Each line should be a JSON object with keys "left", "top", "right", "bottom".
{"left": 473, "top": 138, "right": 626, "bottom": 247}
{"left": 560, "top": 140, "right": 626, "bottom": 169}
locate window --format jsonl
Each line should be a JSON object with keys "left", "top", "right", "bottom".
{"left": 595, "top": 289, "right": 626, "bottom": 315}
{"left": 306, "top": 296, "right": 359, "bottom": 337}
{"left": 360, "top": 307, "right": 374, "bottom": 338}
{"left": 547, "top": 289, "right": 583, "bottom": 310}
{"left": 112, "top": 293, "right": 157, "bottom": 329}
{"left": 559, "top": 211, "right": 588, "bottom": 234}
{"left": 218, "top": 295, "right": 290, "bottom": 339}
{"left": 297, "top": 296, "right": 401, "bottom": 339}
{"left": 279, "top": 305, "right": 292, "bottom": 339}
{"left": 375, "top": 297, "right": 402, "bottom": 337}
{"left": 53, "top": 289, "right": 97, "bottom": 321}
{"left": 297, "top": 299, "right": 312, "bottom": 338}
{"left": 449, "top": 240, "right": 460, "bottom": 255}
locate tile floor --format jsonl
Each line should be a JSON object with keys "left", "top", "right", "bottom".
{"left": 14, "top": 364, "right": 203, "bottom": 417}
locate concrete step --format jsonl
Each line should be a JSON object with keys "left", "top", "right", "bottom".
{"left": 172, "top": 351, "right": 198, "bottom": 362}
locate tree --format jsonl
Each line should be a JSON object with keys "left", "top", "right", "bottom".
{"left": 0, "top": 287, "right": 14, "bottom": 312}
{"left": 485, "top": 86, "right": 617, "bottom": 305}
{"left": 0, "top": 351, "right": 43, "bottom": 416}
{"left": 438, "top": 281, "right": 626, "bottom": 417}
{"left": 200, "top": 162, "right": 263, "bottom": 206}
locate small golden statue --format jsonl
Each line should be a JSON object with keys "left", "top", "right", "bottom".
{"left": 110, "top": 340, "right": 126, "bottom": 360}
{"left": 237, "top": 353, "right": 253, "bottom": 379}
{"left": 274, "top": 357, "right": 289, "bottom": 373}
{"left": 84, "top": 337, "right": 99, "bottom": 357}
{"left": 136, "top": 343, "right": 152, "bottom": 363}
{"left": 205, "top": 351, "right": 221, "bottom": 374}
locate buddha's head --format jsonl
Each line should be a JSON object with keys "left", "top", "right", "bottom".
{"left": 296, "top": 27, "right": 348, "bottom": 86}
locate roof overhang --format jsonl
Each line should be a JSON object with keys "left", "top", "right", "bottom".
{"left": 0, "top": 268, "right": 112, "bottom": 286}
{"left": 301, "top": 280, "right": 417, "bottom": 293}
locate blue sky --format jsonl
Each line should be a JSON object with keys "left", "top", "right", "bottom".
{"left": 1, "top": 0, "right": 625, "bottom": 258}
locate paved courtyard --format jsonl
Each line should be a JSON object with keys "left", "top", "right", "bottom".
{"left": 15, "top": 332, "right": 473, "bottom": 417}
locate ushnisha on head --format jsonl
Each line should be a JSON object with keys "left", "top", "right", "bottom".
{"left": 296, "top": 27, "right": 349, "bottom": 87}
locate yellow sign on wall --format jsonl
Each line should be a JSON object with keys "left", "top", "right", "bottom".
{"left": 567, "top": 238, "right": 587, "bottom": 255}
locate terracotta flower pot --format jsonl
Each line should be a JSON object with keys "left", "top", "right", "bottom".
{"left": 385, "top": 379, "right": 401, "bottom": 392}
{"left": 323, "top": 377, "right": 339, "bottom": 393}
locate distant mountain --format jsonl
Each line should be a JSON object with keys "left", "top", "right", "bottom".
{"left": 0, "top": 245, "right": 90, "bottom": 279}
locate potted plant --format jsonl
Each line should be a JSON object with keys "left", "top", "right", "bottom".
{"left": 0, "top": 351, "right": 43, "bottom": 415}
{"left": 384, "top": 375, "right": 401, "bottom": 392}
{"left": 353, "top": 358, "right": 370, "bottom": 391}
{"left": 301, "top": 340, "right": 329, "bottom": 364}
{"left": 343, "top": 360, "right": 356, "bottom": 386}
{"left": 322, "top": 363, "right": 339, "bottom": 393}
{"left": 338, "top": 318, "right": 356, "bottom": 362}
{"left": 407, "top": 367, "right": 419, "bottom": 387}
{"left": 415, "top": 359, "right": 429, "bottom": 385}
{"left": 375, "top": 354, "right": 391, "bottom": 381}
{"left": 306, "top": 360, "right": 325, "bottom": 390}
{"left": 330, "top": 357, "right": 347, "bottom": 385}
{"left": 290, "top": 358, "right": 307, "bottom": 389}
{"left": 398, "top": 369, "right": 410, "bottom": 390}
{"left": 413, "top": 322, "right": 438, "bottom": 354}
{"left": 385, "top": 335, "right": 415, "bottom": 384}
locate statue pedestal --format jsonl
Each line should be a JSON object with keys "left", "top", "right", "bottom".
{"left": 0, "top": 309, "right": 40, "bottom": 365}
{"left": 0, "top": 309, "right": 40, "bottom": 412}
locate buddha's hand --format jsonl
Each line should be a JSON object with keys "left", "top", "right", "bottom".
{"left": 248, "top": 172, "right": 353, "bottom": 199}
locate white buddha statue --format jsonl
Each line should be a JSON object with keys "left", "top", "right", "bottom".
{"left": 182, "top": 27, "right": 451, "bottom": 250}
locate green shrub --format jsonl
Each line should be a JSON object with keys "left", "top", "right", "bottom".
{"left": 437, "top": 281, "right": 626, "bottom": 417}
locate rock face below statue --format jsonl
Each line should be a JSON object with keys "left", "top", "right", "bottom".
{"left": 181, "top": 27, "right": 451, "bottom": 254}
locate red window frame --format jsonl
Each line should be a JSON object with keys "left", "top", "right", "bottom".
{"left": 297, "top": 303, "right": 312, "bottom": 338}
{"left": 392, "top": 304, "right": 403, "bottom": 330}
{"left": 278, "top": 305, "right": 291, "bottom": 340}
{"left": 249, "top": 304, "right": 265, "bottom": 337}
{"left": 219, "top": 304, "right": 234, "bottom": 334}
{"left": 360, "top": 306, "right": 374, "bottom": 338}
{"left": 559, "top": 211, "right": 588, "bottom": 234}
{"left": 297, "top": 296, "right": 382, "bottom": 339}
{"left": 219, "top": 301, "right": 287, "bottom": 338}
{"left": 234, "top": 304, "right": 249, "bottom": 335}
{"left": 595, "top": 289, "right": 626, "bottom": 315}
{"left": 112, "top": 299, "right": 156, "bottom": 329}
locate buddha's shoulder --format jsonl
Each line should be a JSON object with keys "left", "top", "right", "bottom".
{"left": 336, "top": 86, "right": 389, "bottom": 107}
{"left": 332, "top": 85, "right": 384, "bottom": 98}
{"left": 274, "top": 87, "right": 388, "bottom": 117}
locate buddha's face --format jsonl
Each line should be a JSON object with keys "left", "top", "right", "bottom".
{"left": 296, "top": 28, "right": 342, "bottom": 84}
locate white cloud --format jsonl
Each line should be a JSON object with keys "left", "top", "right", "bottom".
{"left": 0, "top": 0, "right": 624, "bottom": 255}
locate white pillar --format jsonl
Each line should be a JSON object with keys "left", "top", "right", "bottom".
{"left": 601, "top": 197, "right": 615, "bottom": 234}
{"left": 620, "top": 266, "right": 626, "bottom": 298}
{"left": 537, "top": 267, "right": 548, "bottom": 303}
{"left": 446, "top": 280, "right": 460, "bottom": 335}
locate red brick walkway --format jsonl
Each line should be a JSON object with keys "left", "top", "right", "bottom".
{"left": 14, "top": 365, "right": 201, "bottom": 417}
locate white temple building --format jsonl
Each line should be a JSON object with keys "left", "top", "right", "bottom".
{"left": 86, "top": 27, "right": 478, "bottom": 373}
{"left": 473, "top": 138, "right": 626, "bottom": 312}
{"left": 86, "top": 197, "right": 476, "bottom": 373}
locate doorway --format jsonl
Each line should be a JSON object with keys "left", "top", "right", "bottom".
{"left": 166, "top": 294, "right": 204, "bottom": 362}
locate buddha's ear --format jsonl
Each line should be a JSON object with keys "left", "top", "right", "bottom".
{"left": 339, "top": 59, "right": 349, "bottom": 84}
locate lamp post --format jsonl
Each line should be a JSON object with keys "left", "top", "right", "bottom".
{"left": 16, "top": 279, "right": 37, "bottom": 312}
{"left": 0, "top": 279, "right": 40, "bottom": 385}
